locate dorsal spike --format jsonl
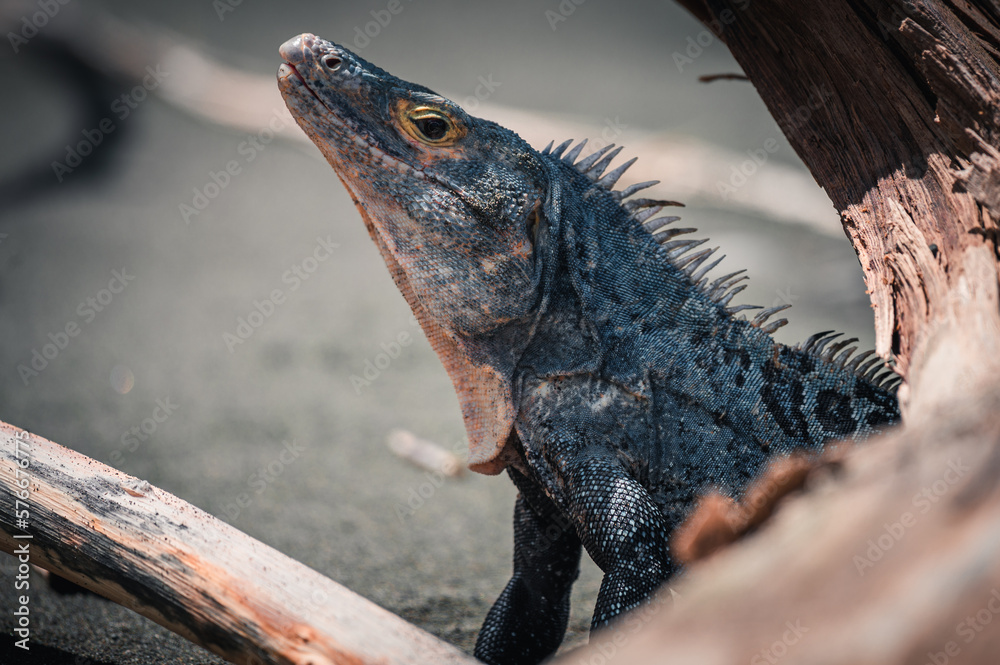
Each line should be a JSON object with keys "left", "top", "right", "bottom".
{"left": 872, "top": 369, "right": 897, "bottom": 385}
{"left": 644, "top": 216, "right": 681, "bottom": 234}
{"left": 760, "top": 319, "right": 789, "bottom": 334}
{"left": 573, "top": 143, "right": 614, "bottom": 171}
{"left": 712, "top": 275, "right": 748, "bottom": 300}
{"left": 563, "top": 139, "right": 588, "bottom": 164}
{"left": 752, "top": 304, "right": 792, "bottom": 326}
{"left": 541, "top": 140, "right": 554, "bottom": 155}
{"left": 587, "top": 146, "right": 625, "bottom": 179}
{"left": 800, "top": 330, "right": 836, "bottom": 352}
{"left": 832, "top": 345, "right": 859, "bottom": 367}
{"left": 634, "top": 206, "right": 664, "bottom": 224}
{"left": 689, "top": 254, "right": 725, "bottom": 284}
{"left": 624, "top": 197, "right": 678, "bottom": 212}
{"left": 663, "top": 238, "right": 708, "bottom": 258}
{"left": 865, "top": 363, "right": 889, "bottom": 381}
{"left": 822, "top": 338, "right": 858, "bottom": 361}
{"left": 677, "top": 247, "right": 715, "bottom": 272}
{"left": 727, "top": 303, "right": 763, "bottom": 314}
{"left": 597, "top": 157, "right": 638, "bottom": 189}
{"left": 652, "top": 227, "right": 695, "bottom": 242}
{"left": 857, "top": 356, "right": 884, "bottom": 375}
{"left": 550, "top": 139, "right": 574, "bottom": 159}
{"left": 675, "top": 246, "right": 717, "bottom": 270}
{"left": 616, "top": 180, "right": 660, "bottom": 200}
{"left": 643, "top": 216, "right": 681, "bottom": 232}
{"left": 812, "top": 332, "right": 844, "bottom": 356}
{"left": 707, "top": 270, "right": 747, "bottom": 294}
{"left": 716, "top": 284, "right": 747, "bottom": 307}
{"left": 845, "top": 349, "right": 875, "bottom": 371}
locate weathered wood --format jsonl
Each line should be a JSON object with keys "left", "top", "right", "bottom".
{"left": 557, "top": 2, "right": 1000, "bottom": 663}
{"left": 0, "top": 421, "right": 476, "bottom": 665}
{"left": 676, "top": 0, "right": 1000, "bottom": 414}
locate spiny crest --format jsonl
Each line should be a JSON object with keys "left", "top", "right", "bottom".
{"left": 541, "top": 138, "right": 901, "bottom": 395}
{"left": 542, "top": 138, "right": 773, "bottom": 325}
{"left": 796, "top": 331, "right": 901, "bottom": 392}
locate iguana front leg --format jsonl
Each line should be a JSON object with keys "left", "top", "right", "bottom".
{"left": 553, "top": 441, "right": 675, "bottom": 631}
{"left": 475, "top": 468, "right": 582, "bottom": 665}
{"left": 566, "top": 448, "right": 675, "bottom": 631}
{"left": 518, "top": 382, "right": 677, "bottom": 634}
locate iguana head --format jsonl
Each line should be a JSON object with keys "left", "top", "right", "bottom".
{"left": 278, "top": 34, "right": 548, "bottom": 473}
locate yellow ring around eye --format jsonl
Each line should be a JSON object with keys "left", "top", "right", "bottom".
{"left": 398, "top": 104, "right": 465, "bottom": 146}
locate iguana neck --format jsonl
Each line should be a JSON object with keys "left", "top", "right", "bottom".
{"left": 529, "top": 157, "right": 761, "bottom": 386}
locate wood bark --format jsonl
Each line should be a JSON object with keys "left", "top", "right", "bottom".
{"left": 675, "top": 0, "right": 1000, "bottom": 411}
{"left": 558, "top": 2, "right": 1000, "bottom": 663}
{"left": 0, "top": 422, "right": 475, "bottom": 665}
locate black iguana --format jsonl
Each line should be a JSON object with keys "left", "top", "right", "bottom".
{"left": 277, "top": 33, "right": 900, "bottom": 665}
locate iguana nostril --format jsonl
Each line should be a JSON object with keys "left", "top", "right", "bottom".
{"left": 322, "top": 55, "right": 343, "bottom": 71}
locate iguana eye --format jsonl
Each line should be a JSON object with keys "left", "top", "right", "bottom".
{"left": 399, "top": 105, "right": 464, "bottom": 146}
{"left": 415, "top": 115, "right": 448, "bottom": 140}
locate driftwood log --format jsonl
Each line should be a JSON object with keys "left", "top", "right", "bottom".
{"left": 0, "top": 421, "right": 475, "bottom": 665}
{"left": 560, "top": 1, "right": 1000, "bottom": 663}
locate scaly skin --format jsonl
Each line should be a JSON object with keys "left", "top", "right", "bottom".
{"left": 277, "top": 34, "right": 899, "bottom": 665}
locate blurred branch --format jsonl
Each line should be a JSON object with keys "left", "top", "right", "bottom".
{"left": 0, "top": 422, "right": 475, "bottom": 665}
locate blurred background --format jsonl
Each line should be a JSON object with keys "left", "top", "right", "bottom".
{"left": 0, "top": 0, "right": 875, "bottom": 662}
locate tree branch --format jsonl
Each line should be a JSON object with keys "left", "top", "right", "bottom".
{"left": 0, "top": 422, "right": 475, "bottom": 665}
